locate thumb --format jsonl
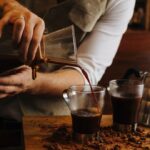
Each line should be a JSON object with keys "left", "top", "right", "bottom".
{"left": 0, "top": 14, "right": 10, "bottom": 38}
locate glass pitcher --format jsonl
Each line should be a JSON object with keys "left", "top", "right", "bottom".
{"left": 122, "top": 68, "right": 150, "bottom": 127}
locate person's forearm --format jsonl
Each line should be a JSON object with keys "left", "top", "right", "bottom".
{"left": 28, "top": 69, "right": 85, "bottom": 96}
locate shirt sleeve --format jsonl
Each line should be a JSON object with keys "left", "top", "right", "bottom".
{"left": 63, "top": 0, "right": 136, "bottom": 85}
{"left": 77, "top": 0, "right": 135, "bottom": 84}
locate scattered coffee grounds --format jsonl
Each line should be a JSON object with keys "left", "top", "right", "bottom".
{"left": 39, "top": 124, "right": 150, "bottom": 150}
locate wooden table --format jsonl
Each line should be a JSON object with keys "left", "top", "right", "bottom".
{"left": 23, "top": 115, "right": 150, "bottom": 150}
{"left": 23, "top": 115, "right": 112, "bottom": 150}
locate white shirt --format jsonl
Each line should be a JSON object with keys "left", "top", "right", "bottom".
{"left": 75, "top": 0, "right": 135, "bottom": 85}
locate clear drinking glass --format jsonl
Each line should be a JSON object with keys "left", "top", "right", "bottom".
{"left": 63, "top": 85, "right": 105, "bottom": 143}
{"left": 109, "top": 79, "right": 144, "bottom": 132}
{"left": 139, "top": 73, "right": 150, "bottom": 127}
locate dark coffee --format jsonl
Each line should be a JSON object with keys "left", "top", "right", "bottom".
{"left": 111, "top": 95, "right": 142, "bottom": 124}
{"left": 71, "top": 109, "right": 101, "bottom": 134}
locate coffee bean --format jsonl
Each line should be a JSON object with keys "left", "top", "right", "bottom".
{"left": 146, "top": 133, "right": 150, "bottom": 138}
{"left": 140, "top": 137, "right": 146, "bottom": 141}
{"left": 114, "top": 144, "right": 121, "bottom": 150}
{"left": 128, "top": 136, "right": 137, "bottom": 143}
{"left": 136, "top": 127, "right": 144, "bottom": 133}
{"left": 143, "top": 146, "right": 150, "bottom": 150}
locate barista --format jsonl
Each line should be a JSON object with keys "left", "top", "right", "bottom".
{"left": 0, "top": 0, "right": 135, "bottom": 121}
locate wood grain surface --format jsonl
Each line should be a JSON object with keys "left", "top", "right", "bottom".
{"left": 23, "top": 115, "right": 150, "bottom": 150}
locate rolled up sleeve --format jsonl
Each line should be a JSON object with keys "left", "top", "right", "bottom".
{"left": 63, "top": 0, "right": 135, "bottom": 85}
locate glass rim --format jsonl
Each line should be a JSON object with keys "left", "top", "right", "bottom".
{"left": 109, "top": 79, "right": 144, "bottom": 87}
{"left": 69, "top": 84, "right": 105, "bottom": 93}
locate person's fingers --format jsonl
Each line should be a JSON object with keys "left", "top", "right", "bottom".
{"left": 0, "top": 85, "right": 21, "bottom": 99}
{"left": 20, "top": 21, "right": 34, "bottom": 62}
{"left": 27, "top": 19, "right": 45, "bottom": 63}
{"left": 0, "top": 76, "right": 21, "bottom": 86}
{"left": 0, "top": 91, "right": 18, "bottom": 99}
{"left": 0, "top": 65, "right": 28, "bottom": 76}
{"left": 0, "top": 85, "right": 21, "bottom": 94}
{"left": 12, "top": 17, "right": 25, "bottom": 45}
{"left": 0, "top": 66, "right": 30, "bottom": 86}
{"left": 0, "top": 93, "right": 11, "bottom": 99}
{"left": 0, "top": 13, "right": 10, "bottom": 37}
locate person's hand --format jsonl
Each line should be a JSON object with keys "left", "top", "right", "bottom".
{"left": 0, "top": 65, "right": 34, "bottom": 99}
{"left": 0, "top": 0, "right": 45, "bottom": 64}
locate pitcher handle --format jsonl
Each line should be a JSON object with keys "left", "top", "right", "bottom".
{"left": 122, "top": 68, "right": 141, "bottom": 80}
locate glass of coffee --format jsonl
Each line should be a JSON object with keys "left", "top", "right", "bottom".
{"left": 109, "top": 79, "right": 144, "bottom": 132}
{"left": 63, "top": 85, "right": 105, "bottom": 143}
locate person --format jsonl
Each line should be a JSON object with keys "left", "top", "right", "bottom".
{"left": 0, "top": 0, "right": 135, "bottom": 121}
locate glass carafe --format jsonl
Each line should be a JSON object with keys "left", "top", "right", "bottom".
{"left": 123, "top": 68, "right": 150, "bottom": 127}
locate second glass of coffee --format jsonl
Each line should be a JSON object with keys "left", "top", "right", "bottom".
{"left": 109, "top": 79, "right": 144, "bottom": 131}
